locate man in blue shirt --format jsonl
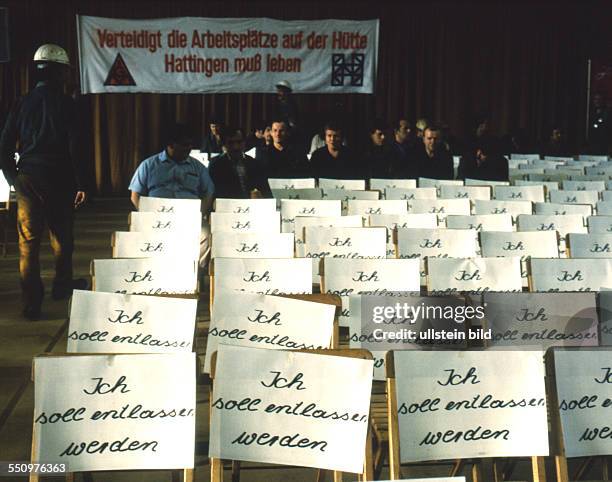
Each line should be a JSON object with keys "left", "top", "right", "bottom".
{"left": 129, "top": 123, "right": 214, "bottom": 213}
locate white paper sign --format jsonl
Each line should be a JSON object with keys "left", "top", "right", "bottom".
{"left": 210, "top": 212, "right": 281, "bottom": 233}
{"left": 567, "top": 233, "right": 612, "bottom": 258}
{"left": 427, "top": 257, "right": 522, "bottom": 294}
{"left": 209, "top": 345, "right": 373, "bottom": 472}
{"left": 346, "top": 199, "right": 408, "bottom": 216}
{"left": 139, "top": 196, "right": 201, "bottom": 214}
{"left": 318, "top": 178, "right": 366, "bottom": 190}
{"left": 385, "top": 187, "right": 438, "bottom": 201}
{"left": 213, "top": 258, "right": 312, "bottom": 296}
{"left": 472, "top": 200, "right": 533, "bottom": 220}
{"left": 303, "top": 227, "right": 387, "bottom": 260}
{"left": 369, "top": 179, "right": 417, "bottom": 191}
{"left": 418, "top": 178, "right": 463, "bottom": 189}
{"left": 439, "top": 185, "right": 490, "bottom": 201}
{"left": 483, "top": 292, "right": 599, "bottom": 348}
{"left": 493, "top": 185, "right": 545, "bottom": 203}
{"left": 515, "top": 179, "right": 559, "bottom": 194}
{"left": 271, "top": 188, "right": 324, "bottom": 201}
{"left": 280, "top": 199, "right": 341, "bottom": 233}
{"left": 464, "top": 179, "right": 509, "bottom": 187}
{"left": 517, "top": 215, "right": 587, "bottom": 238}
{"left": 534, "top": 202, "right": 592, "bottom": 216}
{"left": 587, "top": 215, "right": 612, "bottom": 234}
{"left": 92, "top": 258, "right": 197, "bottom": 295}
{"left": 597, "top": 201, "right": 612, "bottom": 215}
{"left": 397, "top": 228, "right": 478, "bottom": 259}
{"left": 322, "top": 188, "right": 379, "bottom": 202}
{"left": 445, "top": 214, "right": 513, "bottom": 232}
{"left": 112, "top": 231, "right": 200, "bottom": 261}
{"left": 129, "top": 211, "right": 201, "bottom": 237}
{"left": 68, "top": 290, "right": 197, "bottom": 353}
{"left": 268, "top": 178, "right": 316, "bottom": 190}
{"left": 211, "top": 232, "right": 294, "bottom": 258}
{"left": 294, "top": 215, "right": 362, "bottom": 244}
{"left": 553, "top": 349, "right": 612, "bottom": 457}
{"left": 550, "top": 190, "right": 599, "bottom": 206}
{"left": 529, "top": 258, "right": 612, "bottom": 292}
{"left": 204, "top": 292, "right": 335, "bottom": 373}
{"left": 369, "top": 213, "right": 439, "bottom": 230}
{"left": 563, "top": 180, "right": 606, "bottom": 192}
{"left": 215, "top": 198, "right": 277, "bottom": 214}
{"left": 394, "top": 350, "right": 548, "bottom": 462}
{"left": 33, "top": 353, "right": 195, "bottom": 472}
{"left": 407, "top": 199, "right": 470, "bottom": 223}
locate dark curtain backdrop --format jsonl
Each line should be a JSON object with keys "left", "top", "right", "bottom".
{"left": 0, "top": 0, "right": 607, "bottom": 195}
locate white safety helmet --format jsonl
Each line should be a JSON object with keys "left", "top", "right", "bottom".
{"left": 275, "top": 80, "right": 293, "bottom": 92}
{"left": 33, "top": 44, "right": 70, "bottom": 66}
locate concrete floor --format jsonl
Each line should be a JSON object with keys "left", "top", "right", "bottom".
{"left": 0, "top": 198, "right": 595, "bottom": 482}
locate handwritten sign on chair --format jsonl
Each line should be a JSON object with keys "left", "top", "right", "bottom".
{"left": 528, "top": 258, "right": 612, "bottom": 292}
{"left": 464, "top": 178, "right": 509, "bottom": 187}
{"left": 322, "top": 188, "right": 380, "bottom": 202}
{"left": 385, "top": 187, "right": 438, "bottom": 201}
{"left": 271, "top": 188, "right": 324, "bottom": 201}
{"left": 369, "top": 213, "right": 439, "bottom": 230}
{"left": 92, "top": 258, "right": 198, "bottom": 295}
{"left": 280, "top": 199, "right": 342, "bottom": 233}
{"left": 493, "top": 185, "right": 545, "bottom": 203}
{"left": 549, "top": 190, "right": 599, "bottom": 207}
{"left": 596, "top": 201, "right": 612, "bottom": 215}
{"left": 268, "top": 178, "right": 316, "bottom": 190}
{"left": 427, "top": 257, "right": 522, "bottom": 294}
{"left": 562, "top": 180, "right": 606, "bottom": 192}
{"left": 209, "top": 345, "right": 373, "bottom": 472}
{"left": 397, "top": 228, "right": 478, "bottom": 259}
{"left": 139, "top": 196, "right": 201, "bottom": 214}
{"left": 587, "top": 215, "right": 612, "bottom": 234}
{"left": 445, "top": 214, "right": 513, "bottom": 232}
{"left": 472, "top": 200, "right": 533, "bottom": 220}
{"left": 67, "top": 290, "right": 197, "bottom": 353}
{"left": 534, "top": 202, "right": 592, "bottom": 216}
{"left": 129, "top": 211, "right": 201, "bottom": 237}
{"left": 407, "top": 199, "right": 470, "bottom": 223}
{"left": 32, "top": 353, "right": 196, "bottom": 472}
{"left": 111, "top": 231, "right": 200, "bottom": 261}
{"left": 211, "top": 232, "right": 294, "bottom": 259}
{"left": 370, "top": 179, "right": 417, "bottom": 191}
{"left": 318, "top": 178, "right": 366, "bottom": 190}
{"left": 391, "top": 350, "right": 549, "bottom": 462}
{"left": 215, "top": 198, "right": 277, "bottom": 214}
{"left": 567, "top": 233, "right": 612, "bottom": 258}
{"left": 517, "top": 214, "right": 587, "bottom": 238}
{"left": 346, "top": 200, "right": 408, "bottom": 216}
{"left": 302, "top": 227, "right": 387, "bottom": 260}
{"left": 213, "top": 258, "right": 312, "bottom": 297}
{"left": 210, "top": 212, "right": 281, "bottom": 233}
{"left": 204, "top": 292, "right": 335, "bottom": 373}
{"left": 294, "top": 215, "right": 363, "bottom": 245}
{"left": 483, "top": 292, "right": 598, "bottom": 348}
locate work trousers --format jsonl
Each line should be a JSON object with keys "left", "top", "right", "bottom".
{"left": 15, "top": 173, "right": 75, "bottom": 309}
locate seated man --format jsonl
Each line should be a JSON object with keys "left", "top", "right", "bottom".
{"left": 258, "top": 120, "right": 309, "bottom": 178}
{"left": 540, "top": 126, "right": 569, "bottom": 157}
{"left": 361, "top": 119, "right": 397, "bottom": 178}
{"left": 414, "top": 124, "right": 454, "bottom": 180}
{"left": 310, "top": 122, "right": 366, "bottom": 179}
{"left": 129, "top": 123, "right": 214, "bottom": 264}
{"left": 390, "top": 118, "right": 418, "bottom": 178}
{"left": 208, "top": 126, "right": 269, "bottom": 198}
{"left": 458, "top": 138, "right": 508, "bottom": 181}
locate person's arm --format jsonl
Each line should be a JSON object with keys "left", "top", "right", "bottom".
{"left": 0, "top": 101, "right": 20, "bottom": 186}
{"left": 130, "top": 191, "right": 141, "bottom": 209}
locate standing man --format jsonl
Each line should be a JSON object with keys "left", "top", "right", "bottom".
{"left": 414, "top": 125, "right": 454, "bottom": 179}
{"left": 201, "top": 117, "right": 224, "bottom": 156}
{"left": 0, "top": 44, "right": 87, "bottom": 320}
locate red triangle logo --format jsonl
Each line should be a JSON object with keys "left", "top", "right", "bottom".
{"left": 104, "top": 53, "right": 136, "bottom": 86}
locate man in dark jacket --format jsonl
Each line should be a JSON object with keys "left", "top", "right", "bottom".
{"left": 258, "top": 120, "right": 309, "bottom": 178}
{"left": 310, "top": 122, "right": 366, "bottom": 179}
{"left": 458, "top": 137, "right": 509, "bottom": 182}
{"left": 414, "top": 125, "right": 454, "bottom": 179}
{"left": 208, "top": 126, "right": 269, "bottom": 198}
{"left": 0, "top": 44, "right": 87, "bottom": 320}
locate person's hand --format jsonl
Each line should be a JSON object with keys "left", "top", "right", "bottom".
{"left": 250, "top": 189, "right": 263, "bottom": 199}
{"left": 74, "top": 191, "right": 87, "bottom": 209}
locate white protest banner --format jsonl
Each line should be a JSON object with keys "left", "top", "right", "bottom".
{"left": 280, "top": 199, "right": 341, "bottom": 233}
{"left": 534, "top": 202, "right": 592, "bottom": 216}
{"left": 215, "top": 198, "right": 276, "bottom": 214}
{"left": 32, "top": 353, "right": 195, "bottom": 472}
{"left": 138, "top": 196, "right": 201, "bottom": 214}
{"left": 472, "top": 200, "right": 533, "bottom": 220}
{"left": 427, "top": 257, "right": 522, "bottom": 294}
{"left": 369, "top": 179, "right": 417, "bottom": 192}
{"left": 385, "top": 187, "right": 437, "bottom": 201}
{"left": 111, "top": 231, "right": 200, "bottom": 261}
{"left": 319, "top": 178, "right": 366, "bottom": 190}
{"left": 213, "top": 257, "right": 312, "bottom": 296}
{"left": 128, "top": 211, "right": 201, "bottom": 237}
{"left": 204, "top": 292, "right": 335, "bottom": 373}
{"left": 567, "top": 233, "right": 612, "bottom": 258}
{"left": 92, "top": 258, "right": 198, "bottom": 295}
{"left": 68, "top": 290, "right": 197, "bottom": 353}
{"left": 78, "top": 16, "right": 379, "bottom": 94}
{"left": 294, "top": 215, "right": 362, "bottom": 244}
{"left": 439, "top": 185, "right": 490, "bottom": 201}
{"left": 393, "top": 350, "right": 549, "bottom": 463}
{"left": 551, "top": 349, "right": 612, "bottom": 457}
{"left": 493, "top": 185, "right": 545, "bottom": 203}
{"left": 346, "top": 199, "right": 408, "bottom": 216}
{"left": 445, "top": 214, "right": 513, "bottom": 232}
{"left": 483, "top": 292, "right": 599, "bottom": 348}
{"left": 528, "top": 258, "right": 612, "bottom": 292}
{"left": 587, "top": 215, "right": 612, "bottom": 234}
{"left": 271, "top": 188, "right": 324, "bottom": 201}
{"left": 210, "top": 211, "right": 280, "bottom": 233}
{"left": 550, "top": 190, "right": 599, "bottom": 206}
{"left": 209, "top": 345, "right": 373, "bottom": 472}
{"left": 211, "top": 232, "right": 294, "bottom": 258}
{"left": 268, "top": 178, "right": 316, "bottom": 190}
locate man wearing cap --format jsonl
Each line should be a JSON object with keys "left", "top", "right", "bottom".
{"left": 0, "top": 44, "right": 87, "bottom": 320}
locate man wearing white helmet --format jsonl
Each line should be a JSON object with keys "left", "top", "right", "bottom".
{"left": 0, "top": 44, "right": 87, "bottom": 320}
{"left": 274, "top": 79, "right": 298, "bottom": 129}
